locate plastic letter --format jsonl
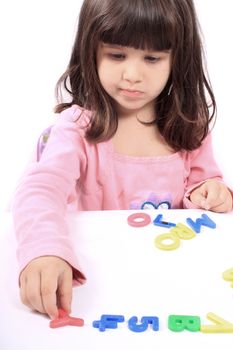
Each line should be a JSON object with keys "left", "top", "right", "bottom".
{"left": 127, "top": 213, "right": 151, "bottom": 227}
{"left": 222, "top": 268, "right": 233, "bottom": 288}
{"left": 153, "top": 214, "right": 176, "bottom": 228}
{"left": 186, "top": 214, "right": 216, "bottom": 233}
{"left": 168, "top": 315, "right": 201, "bottom": 332}
{"left": 154, "top": 232, "right": 180, "bottom": 250}
{"left": 92, "top": 315, "right": 125, "bottom": 332}
{"left": 49, "top": 309, "right": 84, "bottom": 328}
{"left": 128, "top": 316, "right": 159, "bottom": 332}
{"left": 170, "top": 223, "right": 196, "bottom": 240}
{"left": 201, "top": 313, "right": 233, "bottom": 333}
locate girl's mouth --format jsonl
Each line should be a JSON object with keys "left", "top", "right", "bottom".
{"left": 120, "top": 89, "right": 144, "bottom": 97}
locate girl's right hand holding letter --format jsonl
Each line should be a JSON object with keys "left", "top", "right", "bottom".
{"left": 19, "top": 256, "right": 73, "bottom": 319}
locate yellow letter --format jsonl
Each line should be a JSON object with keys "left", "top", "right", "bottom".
{"left": 222, "top": 268, "right": 233, "bottom": 288}
{"left": 201, "top": 313, "right": 233, "bottom": 333}
{"left": 155, "top": 232, "right": 180, "bottom": 251}
{"left": 170, "top": 223, "right": 196, "bottom": 240}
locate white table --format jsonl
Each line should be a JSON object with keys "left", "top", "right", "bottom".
{"left": 1, "top": 209, "right": 233, "bottom": 349}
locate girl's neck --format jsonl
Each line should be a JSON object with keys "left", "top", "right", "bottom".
{"left": 116, "top": 103, "right": 156, "bottom": 123}
{"left": 112, "top": 113, "right": 175, "bottom": 157}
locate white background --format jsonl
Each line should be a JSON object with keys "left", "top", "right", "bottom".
{"left": 0, "top": 0, "right": 232, "bottom": 213}
{"left": 1, "top": 209, "right": 233, "bottom": 350}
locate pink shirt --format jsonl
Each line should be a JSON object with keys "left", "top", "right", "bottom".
{"left": 12, "top": 105, "right": 223, "bottom": 282}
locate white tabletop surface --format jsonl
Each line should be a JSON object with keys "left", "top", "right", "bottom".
{"left": 1, "top": 209, "right": 233, "bottom": 349}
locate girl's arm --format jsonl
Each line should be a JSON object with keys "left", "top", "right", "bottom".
{"left": 12, "top": 105, "right": 87, "bottom": 317}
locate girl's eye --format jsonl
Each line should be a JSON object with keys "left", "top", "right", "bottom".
{"left": 145, "top": 56, "right": 160, "bottom": 63}
{"left": 108, "top": 53, "right": 125, "bottom": 60}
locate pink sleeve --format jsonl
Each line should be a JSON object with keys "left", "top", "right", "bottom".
{"left": 12, "top": 106, "right": 87, "bottom": 284}
{"left": 183, "top": 133, "right": 224, "bottom": 209}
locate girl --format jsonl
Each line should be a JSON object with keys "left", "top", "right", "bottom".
{"left": 12, "top": 0, "right": 232, "bottom": 320}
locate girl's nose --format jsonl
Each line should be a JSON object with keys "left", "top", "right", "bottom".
{"left": 122, "top": 63, "right": 142, "bottom": 83}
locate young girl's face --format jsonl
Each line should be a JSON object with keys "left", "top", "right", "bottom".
{"left": 96, "top": 42, "right": 171, "bottom": 117}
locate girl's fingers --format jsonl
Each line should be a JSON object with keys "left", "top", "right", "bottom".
{"left": 190, "top": 180, "right": 233, "bottom": 212}
{"left": 203, "top": 193, "right": 224, "bottom": 210}
{"left": 40, "top": 270, "right": 59, "bottom": 319}
{"left": 207, "top": 195, "right": 233, "bottom": 213}
{"left": 204, "top": 182, "right": 232, "bottom": 212}
{"left": 57, "top": 268, "right": 73, "bottom": 314}
{"left": 18, "top": 257, "right": 73, "bottom": 319}
{"left": 20, "top": 271, "right": 45, "bottom": 314}
{"left": 19, "top": 275, "right": 29, "bottom": 307}
{"left": 190, "top": 190, "right": 206, "bottom": 208}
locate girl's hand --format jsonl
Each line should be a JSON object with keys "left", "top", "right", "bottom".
{"left": 190, "top": 179, "right": 233, "bottom": 213}
{"left": 19, "top": 256, "right": 73, "bottom": 319}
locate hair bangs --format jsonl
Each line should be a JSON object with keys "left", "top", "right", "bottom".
{"left": 99, "top": 0, "right": 174, "bottom": 51}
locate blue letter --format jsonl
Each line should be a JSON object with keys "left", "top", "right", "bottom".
{"left": 186, "top": 214, "right": 216, "bottom": 233}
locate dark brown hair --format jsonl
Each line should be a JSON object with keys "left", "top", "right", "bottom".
{"left": 55, "top": 0, "right": 216, "bottom": 151}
